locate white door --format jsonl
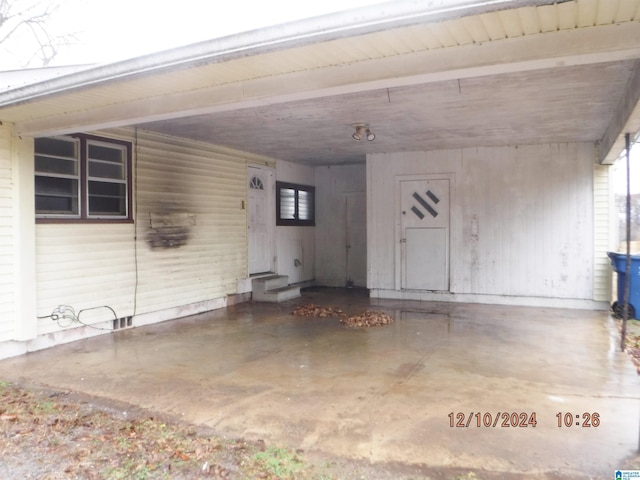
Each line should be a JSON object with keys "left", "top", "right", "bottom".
{"left": 248, "top": 166, "right": 274, "bottom": 274}
{"left": 400, "top": 179, "right": 450, "bottom": 291}
{"left": 345, "top": 192, "right": 367, "bottom": 287}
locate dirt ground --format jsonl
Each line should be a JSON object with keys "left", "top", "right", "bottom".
{"left": 0, "top": 379, "right": 603, "bottom": 480}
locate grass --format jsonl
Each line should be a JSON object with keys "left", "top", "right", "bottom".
{"left": 253, "top": 446, "right": 305, "bottom": 479}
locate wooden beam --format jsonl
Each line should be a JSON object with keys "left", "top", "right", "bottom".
{"left": 10, "top": 21, "right": 640, "bottom": 137}
{"left": 599, "top": 60, "right": 640, "bottom": 164}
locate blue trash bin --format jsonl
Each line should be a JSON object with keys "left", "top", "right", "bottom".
{"left": 607, "top": 252, "right": 640, "bottom": 320}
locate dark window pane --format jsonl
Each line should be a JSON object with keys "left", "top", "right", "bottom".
{"left": 88, "top": 143, "right": 124, "bottom": 163}
{"left": 35, "top": 176, "right": 78, "bottom": 197}
{"left": 88, "top": 181, "right": 126, "bottom": 216}
{"left": 35, "top": 155, "right": 78, "bottom": 175}
{"left": 89, "top": 160, "right": 124, "bottom": 180}
{"left": 279, "top": 188, "right": 295, "bottom": 219}
{"left": 35, "top": 137, "right": 77, "bottom": 158}
{"left": 35, "top": 195, "right": 79, "bottom": 214}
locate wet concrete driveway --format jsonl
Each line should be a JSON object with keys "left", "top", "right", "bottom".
{"left": 0, "top": 288, "right": 638, "bottom": 477}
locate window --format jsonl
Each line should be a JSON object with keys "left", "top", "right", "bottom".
{"left": 35, "top": 134, "right": 132, "bottom": 222}
{"left": 276, "top": 181, "right": 315, "bottom": 226}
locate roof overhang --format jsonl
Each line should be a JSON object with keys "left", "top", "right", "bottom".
{"left": 0, "top": 0, "right": 638, "bottom": 165}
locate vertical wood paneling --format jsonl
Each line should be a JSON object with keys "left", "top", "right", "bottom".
{"left": 276, "top": 159, "right": 315, "bottom": 284}
{"left": 368, "top": 143, "right": 595, "bottom": 301}
{"left": 593, "top": 163, "right": 612, "bottom": 301}
{"left": 0, "top": 126, "right": 15, "bottom": 341}
{"left": 315, "top": 165, "right": 366, "bottom": 287}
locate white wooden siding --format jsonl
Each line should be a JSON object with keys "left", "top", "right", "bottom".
{"left": 0, "top": 125, "right": 14, "bottom": 341}
{"left": 35, "top": 127, "right": 259, "bottom": 336}
{"left": 276, "top": 160, "right": 315, "bottom": 284}
{"left": 135, "top": 130, "right": 247, "bottom": 313}
{"left": 593, "top": 163, "right": 612, "bottom": 302}
{"left": 368, "top": 143, "right": 596, "bottom": 303}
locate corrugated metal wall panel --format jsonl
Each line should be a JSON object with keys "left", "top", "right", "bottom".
{"left": 0, "top": 126, "right": 14, "bottom": 341}
{"left": 596, "top": 0, "right": 620, "bottom": 24}
{"left": 615, "top": 0, "right": 639, "bottom": 21}
{"left": 426, "top": 23, "right": 458, "bottom": 47}
{"left": 444, "top": 19, "right": 476, "bottom": 45}
{"left": 578, "top": 0, "right": 599, "bottom": 26}
{"left": 517, "top": 6, "right": 542, "bottom": 34}
{"left": 537, "top": 4, "right": 560, "bottom": 32}
{"left": 593, "top": 163, "right": 612, "bottom": 302}
{"left": 497, "top": 9, "right": 524, "bottom": 37}
{"left": 461, "top": 16, "right": 491, "bottom": 43}
{"left": 558, "top": 1, "right": 578, "bottom": 29}
{"left": 479, "top": 12, "right": 508, "bottom": 40}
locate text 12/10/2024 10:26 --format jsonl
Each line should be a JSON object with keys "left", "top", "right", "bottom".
{"left": 448, "top": 412, "right": 601, "bottom": 428}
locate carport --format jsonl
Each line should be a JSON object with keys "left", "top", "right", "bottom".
{"left": 0, "top": 289, "right": 638, "bottom": 477}
{"left": 1, "top": 0, "right": 640, "bottom": 476}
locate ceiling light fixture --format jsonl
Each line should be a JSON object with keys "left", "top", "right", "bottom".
{"left": 352, "top": 124, "right": 375, "bottom": 142}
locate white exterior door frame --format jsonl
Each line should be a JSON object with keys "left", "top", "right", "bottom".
{"left": 394, "top": 173, "right": 456, "bottom": 291}
{"left": 248, "top": 165, "right": 275, "bottom": 275}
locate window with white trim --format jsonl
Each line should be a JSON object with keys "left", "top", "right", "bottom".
{"left": 276, "top": 181, "right": 315, "bottom": 226}
{"left": 35, "top": 134, "right": 132, "bottom": 222}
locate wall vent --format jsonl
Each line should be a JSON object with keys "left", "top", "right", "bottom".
{"left": 113, "top": 316, "right": 133, "bottom": 330}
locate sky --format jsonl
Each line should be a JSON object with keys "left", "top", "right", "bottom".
{"left": 613, "top": 142, "right": 640, "bottom": 195}
{"left": 0, "top": 0, "right": 386, "bottom": 69}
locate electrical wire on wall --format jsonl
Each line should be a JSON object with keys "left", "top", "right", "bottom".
{"left": 37, "top": 305, "right": 118, "bottom": 331}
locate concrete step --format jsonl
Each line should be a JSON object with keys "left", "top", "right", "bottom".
{"left": 252, "top": 275, "right": 289, "bottom": 292}
{"left": 253, "top": 284, "right": 301, "bottom": 303}
{"left": 252, "top": 275, "right": 301, "bottom": 303}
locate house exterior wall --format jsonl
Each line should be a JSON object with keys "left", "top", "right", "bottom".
{"left": 0, "top": 125, "right": 15, "bottom": 343}
{"left": 0, "top": 124, "right": 36, "bottom": 355}
{"left": 275, "top": 159, "right": 315, "bottom": 284}
{"left": 315, "top": 164, "right": 366, "bottom": 287}
{"left": 0, "top": 127, "right": 275, "bottom": 358}
{"left": 593, "top": 163, "right": 613, "bottom": 302}
{"left": 368, "top": 143, "right": 604, "bottom": 308}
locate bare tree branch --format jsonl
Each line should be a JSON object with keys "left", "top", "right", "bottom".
{"left": 0, "top": 0, "right": 77, "bottom": 68}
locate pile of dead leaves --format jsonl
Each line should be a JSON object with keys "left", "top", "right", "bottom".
{"left": 340, "top": 310, "right": 395, "bottom": 329}
{"left": 292, "top": 304, "right": 344, "bottom": 318}
{"left": 293, "top": 304, "right": 394, "bottom": 329}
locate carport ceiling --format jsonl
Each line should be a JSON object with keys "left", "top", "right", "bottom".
{"left": 139, "top": 60, "right": 635, "bottom": 166}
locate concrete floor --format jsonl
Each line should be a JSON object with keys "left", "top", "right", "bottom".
{"left": 0, "top": 288, "right": 639, "bottom": 477}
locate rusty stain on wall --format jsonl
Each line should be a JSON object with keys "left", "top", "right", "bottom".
{"left": 146, "top": 210, "right": 196, "bottom": 249}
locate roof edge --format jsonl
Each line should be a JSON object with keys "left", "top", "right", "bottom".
{"left": 0, "top": 0, "right": 562, "bottom": 109}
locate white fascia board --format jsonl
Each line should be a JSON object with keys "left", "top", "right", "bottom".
{"left": 0, "top": 0, "right": 562, "bottom": 108}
